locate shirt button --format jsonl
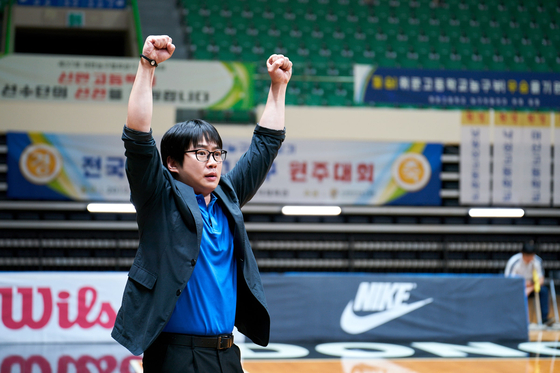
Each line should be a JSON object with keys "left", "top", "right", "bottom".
{"left": 176, "top": 289, "right": 181, "bottom": 296}
{"left": 191, "top": 259, "right": 196, "bottom": 266}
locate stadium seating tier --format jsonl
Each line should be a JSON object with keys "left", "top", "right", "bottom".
{"left": 180, "top": 0, "right": 559, "bottom": 106}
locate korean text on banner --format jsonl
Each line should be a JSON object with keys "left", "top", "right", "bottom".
{"left": 0, "top": 54, "right": 254, "bottom": 110}
{"left": 354, "top": 65, "right": 560, "bottom": 110}
{"left": 492, "top": 112, "right": 524, "bottom": 205}
{"left": 520, "top": 113, "right": 551, "bottom": 206}
{"left": 7, "top": 132, "right": 131, "bottom": 201}
{"left": 8, "top": 132, "right": 443, "bottom": 205}
{"left": 223, "top": 139, "right": 443, "bottom": 206}
{"left": 460, "top": 111, "right": 491, "bottom": 205}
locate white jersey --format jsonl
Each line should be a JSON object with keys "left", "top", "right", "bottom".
{"left": 504, "top": 253, "right": 543, "bottom": 281}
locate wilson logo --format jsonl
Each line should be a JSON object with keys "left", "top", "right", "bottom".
{"left": 340, "top": 282, "right": 433, "bottom": 334}
{"left": 0, "top": 286, "right": 116, "bottom": 330}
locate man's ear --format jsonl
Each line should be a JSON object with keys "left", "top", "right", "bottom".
{"left": 167, "top": 156, "right": 179, "bottom": 174}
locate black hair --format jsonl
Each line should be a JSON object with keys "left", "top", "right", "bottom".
{"left": 160, "top": 119, "right": 223, "bottom": 172}
{"left": 521, "top": 240, "right": 536, "bottom": 254}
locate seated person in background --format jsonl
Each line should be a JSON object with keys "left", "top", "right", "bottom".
{"left": 505, "top": 241, "right": 551, "bottom": 325}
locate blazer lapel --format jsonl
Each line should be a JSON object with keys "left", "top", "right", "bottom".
{"left": 214, "top": 186, "right": 246, "bottom": 258}
{"left": 172, "top": 179, "right": 203, "bottom": 245}
{"left": 213, "top": 186, "right": 242, "bottom": 221}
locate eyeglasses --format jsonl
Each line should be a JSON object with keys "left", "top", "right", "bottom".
{"left": 185, "top": 149, "right": 227, "bottom": 163}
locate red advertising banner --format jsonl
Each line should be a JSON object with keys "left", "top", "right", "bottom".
{"left": 0, "top": 273, "right": 126, "bottom": 344}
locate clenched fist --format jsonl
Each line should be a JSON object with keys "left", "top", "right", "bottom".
{"left": 142, "top": 35, "right": 176, "bottom": 66}
{"left": 267, "top": 54, "right": 293, "bottom": 85}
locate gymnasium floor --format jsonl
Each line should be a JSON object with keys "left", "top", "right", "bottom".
{"left": 1, "top": 330, "right": 559, "bottom": 373}
{"left": 242, "top": 330, "right": 560, "bottom": 373}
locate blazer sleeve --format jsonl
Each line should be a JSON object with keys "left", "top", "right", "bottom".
{"left": 122, "top": 126, "right": 165, "bottom": 210}
{"left": 224, "top": 125, "right": 285, "bottom": 207}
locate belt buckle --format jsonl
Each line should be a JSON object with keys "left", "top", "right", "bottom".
{"left": 217, "top": 334, "right": 233, "bottom": 349}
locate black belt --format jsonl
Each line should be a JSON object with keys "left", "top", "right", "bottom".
{"left": 158, "top": 332, "right": 234, "bottom": 350}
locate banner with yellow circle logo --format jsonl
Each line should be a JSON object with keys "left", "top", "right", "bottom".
{"left": 7, "top": 132, "right": 130, "bottom": 201}
{"left": 224, "top": 139, "right": 443, "bottom": 206}
{"left": 8, "top": 132, "right": 443, "bottom": 205}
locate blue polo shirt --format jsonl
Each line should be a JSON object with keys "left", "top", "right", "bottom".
{"left": 163, "top": 193, "right": 237, "bottom": 335}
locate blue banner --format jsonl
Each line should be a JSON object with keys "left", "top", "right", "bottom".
{"left": 7, "top": 132, "right": 129, "bottom": 201}
{"left": 355, "top": 65, "right": 560, "bottom": 110}
{"left": 7, "top": 132, "right": 442, "bottom": 205}
{"left": 262, "top": 274, "right": 528, "bottom": 343}
{"left": 227, "top": 139, "right": 443, "bottom": 206}
{"left": 17, "top": 0, "right": 125, "bottom": 8}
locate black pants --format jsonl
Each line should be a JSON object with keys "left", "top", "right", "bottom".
{"left": 143, "top": 334, "right": 243, "bottom": 373}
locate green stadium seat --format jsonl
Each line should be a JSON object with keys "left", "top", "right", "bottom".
{"left": 465, "top": 52, "right": 486, "bottom": 71}
{"left": 498, "top": 42, "right": 516, "bottom": 60}
{"left": 203, "top": 110, "right": 227, "bottom": 123}
{"left": 507, "top": 52, "right": 529, "bottom": 72}
{"left": 191, "top": 48, "right": 213, "bottom": 61}
{"left": 331, "top": 43, "right": 355, "bottom": 64}
{"left": 227, "top": 110, "right": 254, "bottom": 123}
{"left": 420, "top": 42, "right": 443, "bottom": 67}
{"left": 307, "top": 82, "right": 327, "bottom": 106}
{"left": 178, "top": 0, "right": 559, "bottom": 108}
{"left": 338, "top": 63, "right": 353, "bottom": 77}
{"left": 551, "top": 53, "right": 560, "bottom": 71}
{"left": 530, "top": 53, "right": 551, "bottom": 72}
{"left": 444, "top": 49, "right": 465, "bottom": 71}
{"left": 540, "top": 43, "right": 558, "bottom": 63}
{"left": 487, "top": 57, "right": 507, "bottom": 71}
{"left": 286, "top": 81, "right": 304, "bottom": 105}
{"left": 254, "top": 79, "right": 269, "bottom": 105}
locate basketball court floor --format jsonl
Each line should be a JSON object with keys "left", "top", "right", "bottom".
{"left": 242, "top": 330, "right": 560, "bottom": 373}
{"left": 2, "top": 296, "right": 559, "bottom": 373}
{"left": 1, "top": 329, "right": 559, "bottom": 372}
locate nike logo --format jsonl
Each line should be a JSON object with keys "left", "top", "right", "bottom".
{"left": 340, "top": 298, "right": 434, "bottom": 334}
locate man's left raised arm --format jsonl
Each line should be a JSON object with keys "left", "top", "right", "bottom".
{"left": 223, "top": 55, "right": 291, "bottom": 206}
{"left": 258, "top": 54, "right": 292, "bottom": 131}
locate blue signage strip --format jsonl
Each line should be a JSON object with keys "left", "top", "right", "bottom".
{"left": 262, "top": 274, "right": 528, "bottom": 343}
{"left": 17, "top": 0, "right": 126, "bottom": 9}
{"left": 356, "top": 66, "right": 560, "bottom": 110}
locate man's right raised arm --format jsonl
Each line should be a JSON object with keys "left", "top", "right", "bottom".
{"left": 126, "top": 35, "right": 175, "bottom": 132}
{"left": 123, "top": 36, "right": 175, "bottom": 209}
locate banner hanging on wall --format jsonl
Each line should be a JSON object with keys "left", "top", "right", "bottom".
{"left": 0, "top": 54, "right": 254, "bottom": 110}
{"left": 7, "top": 132, "right": 443, "bottom": 205}
{"left": 263, "top": 274, "right": 527, "bottom": 343}
{"left": 459, "top": 111, "right": 491, "bottom": 205}
{"left": 0, "top": 272, "right": 126, "bottom": 344}
{"left": 492, "top": 112, "right": 525, "bottom": 205}
{"left": 7, "top": 132, "right": 130, "bottom": 201}
{"left": 228, "top": 139, "right": 443, "bottom": 206}
{"left": 354, "top": 65, "right": 560, "bottom": 110}
{"left": 0, "top": 273, "right": 527, "bottom": 345}
{"left": 520, "top": 112, "right": 551, "bottom": 206}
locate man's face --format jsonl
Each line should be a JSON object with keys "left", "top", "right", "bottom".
{"left": 522, "top": 253, "right": 535, "bottom": 264}
{"left": 168, "top": 139, "right": 223, "bottom": 197}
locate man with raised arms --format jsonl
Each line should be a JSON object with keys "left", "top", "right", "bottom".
{"left": 111, "top": 35, "right": 292, "bottom": 372}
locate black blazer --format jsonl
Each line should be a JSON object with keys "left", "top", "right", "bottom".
{"left": 111, "top": 125, "right": 285, "bottom": 356}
